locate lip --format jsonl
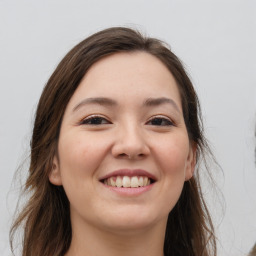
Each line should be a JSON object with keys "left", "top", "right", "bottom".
{"left": 99, "top": 169, "right": 157, "bottom": 181}
{"left": 102, "top": 183, "right": 154, "bottom": 196}
{"left": 98, "top": 169, "right": 157, "bottom": 197}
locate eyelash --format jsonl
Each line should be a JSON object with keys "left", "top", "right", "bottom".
{"left": 80, "top": 115, "right": 111, "bottom": 125}
{"left": 146, "top": 116, "right": 174, "bottom": 126}
{"left": 80, "top": 115, "right": 174, "bottom": 127}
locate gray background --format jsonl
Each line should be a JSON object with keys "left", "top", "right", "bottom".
{"left": 0, "top": 1, "right": 255, "bottom": 255}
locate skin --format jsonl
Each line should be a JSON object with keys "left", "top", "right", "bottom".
{"left": 49, "top": 52, "right": 196, "bottom": 256}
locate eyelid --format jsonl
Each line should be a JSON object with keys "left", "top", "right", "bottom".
{"left": 146, "top": 115, "right": 175, "bottom": 126}
{"left": 79, "top": 114, "right": 112, "bottom": 125}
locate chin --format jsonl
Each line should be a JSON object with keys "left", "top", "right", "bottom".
{"left": 100, "top": 208, "right": 166, "bottom": 233}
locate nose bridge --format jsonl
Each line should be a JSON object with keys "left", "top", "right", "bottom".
{"left": 112, "top": 119, "right": 149, "bottom": 158}
{"left": 123, "top": 121, "right": 143, "bottom": 144}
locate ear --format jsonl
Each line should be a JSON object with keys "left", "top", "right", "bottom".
{"left": 185, "top": 143, "right": 197, "bottom": 181}
{"left": 48, "top": 155, "right": 62, "bottom": 186}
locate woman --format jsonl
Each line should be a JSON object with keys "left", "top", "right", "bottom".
{"left": 10, "top": 27, "right": 216, "bottom": 256}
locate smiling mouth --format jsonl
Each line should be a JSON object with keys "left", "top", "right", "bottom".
{"left": 100, "top": 176, "right": 155, "bottom": 188}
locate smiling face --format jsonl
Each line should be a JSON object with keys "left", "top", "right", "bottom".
{"left": 49, "top": 51, "right": 196, "bottom": 234}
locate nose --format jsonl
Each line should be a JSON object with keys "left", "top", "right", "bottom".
{"left": 111, "top": 124, "right": 150, "bottom": 160}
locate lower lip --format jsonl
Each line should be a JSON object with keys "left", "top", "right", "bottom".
{"left": 101, "top": 183, "right": 154, "bottom": 196}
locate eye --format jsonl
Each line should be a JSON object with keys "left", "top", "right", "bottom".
{"left": 80, "top": 115, "right": 111, "bottom": 125}
{"left": 146, "top": 116, "right": 174, "bottom": 126}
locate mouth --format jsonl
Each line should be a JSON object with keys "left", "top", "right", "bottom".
{"left": 100, "top": 176, "right": 155, "bottom": 188}
{"left": 99, "top": 169, "right": 157, "bottom": 188}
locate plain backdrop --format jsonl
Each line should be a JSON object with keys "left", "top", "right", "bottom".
{"left": 0, "top": 1, "right": 255, "bottom": 255}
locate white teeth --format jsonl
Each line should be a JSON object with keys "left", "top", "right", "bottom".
{"left": 143, "top": 177, "right": 148, "bottom": 186}
{"left": 116, "top": 176, "right": 122, "bottom": 187}
{"left": 123, "top": 176, "right": 131, "bottom": 187}
{"left": 131, "top": 176, "right": 139, "bottom": 187}
{"left": 110, "top": 177, "right": 116, "bottom": 186}
{"left": 138, "top": 176, "right": 144, "bottom": 187}
{"left": 103, "top": 176, "right": 152, "bottom": 188}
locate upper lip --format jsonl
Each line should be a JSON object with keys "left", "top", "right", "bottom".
{"left": 99, "top": 169, "right": 157, "bottom": 181}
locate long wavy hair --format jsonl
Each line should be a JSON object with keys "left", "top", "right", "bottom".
{"left": 10, "top": 27, "right": 217, "bottom": 256}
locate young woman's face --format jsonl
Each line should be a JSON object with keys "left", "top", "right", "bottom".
{"left": 50, "top": 52, "right": 196, "bottom": 233}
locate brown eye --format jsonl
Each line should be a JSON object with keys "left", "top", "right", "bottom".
{"left": 147, "top": 117, "right": 173, "bottom": 126}
{"left": 81, "top": 116, "right": 111, "bottom": 125}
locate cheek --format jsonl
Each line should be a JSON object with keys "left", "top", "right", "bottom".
{"left": 59, "top": 138, "right": 88, "bottom": 173}
{"left": 157, "top": 134, "right": 189, "bottom": 175}
{"left": 58, "top": 132, "right": 111, "bottom": 179}
{"left": 154, "top": 135, "right": 190, "bottom": 214}
{"left": 57, "top": 133, "right": 109, "bottom": 208}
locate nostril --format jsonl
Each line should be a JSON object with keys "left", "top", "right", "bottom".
{"left": 118, "top": 153, "right": 128, "bottom": 158}
{"left": 128, "top": 153, "right": 146, "bottom": 160}
{"left": 111, "top": 135, "right": 150, "bottom": 159}
{"left": 116, "top": 153, "right": 138, "bottom": 159}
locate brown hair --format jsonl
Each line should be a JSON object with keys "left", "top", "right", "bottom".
{"left": 10, "top": 27, "right": 216, "bottom": 256}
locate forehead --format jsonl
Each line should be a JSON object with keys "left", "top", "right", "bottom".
{"left": 67, "top": 51, "right": 182, "bottom": 110}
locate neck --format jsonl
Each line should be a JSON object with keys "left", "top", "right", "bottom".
{"left": 65, "top": 214, "right": 166, "bottom": 256}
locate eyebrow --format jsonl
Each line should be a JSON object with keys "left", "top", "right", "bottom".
{"left": 143, "top": 97, "right": 181, "bottom": 113}
{"left": 73, "top": 96, "right": 180, "bottom": 113}
{"left": 73, "top": 97, "right": 117, "bottom": 112}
